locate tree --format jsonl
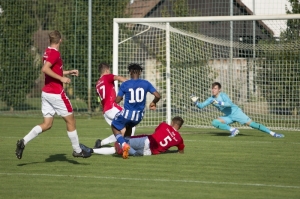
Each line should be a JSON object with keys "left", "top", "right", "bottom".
{"left": 0, "top": 0, "right": 129, "bottom": 112}
{"left": 54, "top": 0, "right": 129, "bottom": 111}
{"left": 256, "top": 0, "right": 300, "bottom": 115}
{"left": 0, "top": 0, "right": 39, "bottom": 111}
{"left": 282, "top": 0, "right": 300, "bottom": 40}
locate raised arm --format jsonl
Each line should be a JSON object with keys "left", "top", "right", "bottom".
{"left": 114, "top": 75, "right": 127, "bottom": 83}
{"left": 63, "top": 69, "right": 79, "bottom": 76}
{"left": 194, "top": 97, "right": 214, "bottom": 109}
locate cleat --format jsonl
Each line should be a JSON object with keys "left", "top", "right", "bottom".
{"left": 94, "top": 139, "right": 102, "bottom": 148}
{"left": 72, "top": 149, "right": 91, "bottom": 158}
{"left": 114, "top": 142, "right": 123, "bottom": 155}
{"left": 273, "top": 133, "right": 285, "bottom": 138}
{"left": 15, "top": 139, "right": 25, "bottom": 159}
{"left": 229, "top": 128, "right": 239, "bottom": 137}
{"left": 79, "top": 143, "right": 93, "bottom": 153}
{"left": 122, "top": 143, "right": 130, "bottom": 159}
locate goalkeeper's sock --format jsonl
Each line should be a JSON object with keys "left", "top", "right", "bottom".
{"left": 212, "top": 119, "right": 230, "bottom": 131}
{"left": 269, "top": 131, "right": 275, "bottom": 136}
{"left": 23, "top": 125, "right": 43, "bottom": 145}
{"left": 249, "top": 122, "right": 271, "bottom": 134}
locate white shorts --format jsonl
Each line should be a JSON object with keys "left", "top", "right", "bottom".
{"left": 103, "top": 106, "right": 122, "bottom": 125}
{"left": 41, "top": 91, "right": 73, "bottom": 117}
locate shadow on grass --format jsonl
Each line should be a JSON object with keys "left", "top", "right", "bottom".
{"left": 17, "top": 154, "right": 89, "bottom": 166}
{"left": 208, "top": 131, "right": 251, "bottom": 137}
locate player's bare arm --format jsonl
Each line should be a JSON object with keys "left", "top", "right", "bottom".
{"left": 42, "top": 61, "right": 71, "bottom": 84}
{"left": 115, "top": 96, "right": 123, "bottom": 104}
{"left": 149, "top": 91, "right": 161, "bottom": 110}
{"left": 114, "top": 75, "right": 127, "bottom": 82}
{"left": 63, "top": 69, "right": 79, "bottom": 76}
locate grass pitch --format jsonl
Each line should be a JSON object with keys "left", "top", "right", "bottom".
{"left": 0, "top": 117, "right": 299, "bottom": 199}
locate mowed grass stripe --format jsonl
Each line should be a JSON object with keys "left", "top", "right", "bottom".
{"left": 1, "top": 172, "right": 299, "bottom": 189}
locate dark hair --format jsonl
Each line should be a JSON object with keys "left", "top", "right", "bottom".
{"left": 98, "top": 62, "right": 110, "bottom": 74}
{"left": 212, "top": 82, "right": 221, "bottom": 89}
{"left": 172, "top": 116, "right": 184, "bottom": 127}
{"left": 128, "top": 63, "right": 143, "bottom": 74}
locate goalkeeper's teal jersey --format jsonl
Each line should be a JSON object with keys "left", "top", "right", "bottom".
{"left": 196, "top": 92, "right": 241, "bottom": 116}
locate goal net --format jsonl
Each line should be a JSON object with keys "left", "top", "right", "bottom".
{"left": 113, "top": 15, "right": 300, "bottom": 130}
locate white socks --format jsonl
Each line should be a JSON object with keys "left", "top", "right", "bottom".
{"left": 67, "top": 130, "right": 81, "bottom": 153}
{"left": 100, "top": 134, "right": 117, "bottom": 146}
{"left": 93, "top": 147, "right": 116, "bottom": 155}
{"left": 23, "top": 125, "right": 42, "bottom": 145}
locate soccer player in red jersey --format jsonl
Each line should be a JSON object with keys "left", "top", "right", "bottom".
{"left": 79, "top": 116, "right": 185, "bottom": 156}
{"left": 92, "top": 63, "right": 136, "bottom": 155}
{"left": 15, "top": 30, "right": 91, "bottom": 159}
{"left": 127, "top": 116, "right": 185, "bottom": 156}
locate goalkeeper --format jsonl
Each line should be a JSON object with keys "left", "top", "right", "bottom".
{"left": 190, "top": 82, "right": 284, "bottom": 138}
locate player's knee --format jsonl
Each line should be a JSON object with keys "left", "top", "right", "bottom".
{"left": 212, "top": 119, "right": 222, "bottom": 128}
{"left": 41, "top": 123, "right": 52, "bottom": 131}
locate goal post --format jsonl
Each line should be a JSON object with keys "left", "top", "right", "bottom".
{"left": 113, "top": 14, "right": 300, "bottom": 130}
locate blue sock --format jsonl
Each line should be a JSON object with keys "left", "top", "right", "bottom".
{"left": 249, "top": 122, "right": 270, "bottom": 134}
{"left": 212, "top": 119, "right": 231, "bottom": 131}
{"left": 115, "top": 134, "right": 126, "bottom": 146}
{"left": 124, "top": 136, "right": 130, "bottom": 143}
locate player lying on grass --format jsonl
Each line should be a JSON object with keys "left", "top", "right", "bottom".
{"left": 190, "top": 82, "right": 284, "bottom": 138}
{"left": 79, "top": 116, "right": 185, "bottom": 156}
{"left": 93, "top": 62, "right": 135, "bottom": 155}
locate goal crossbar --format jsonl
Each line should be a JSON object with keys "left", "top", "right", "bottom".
{"left": 114, "top": 14, "right": 300, "bottom": 23}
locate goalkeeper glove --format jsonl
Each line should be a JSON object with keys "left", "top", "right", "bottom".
{"left": 210, "top": 99, "right": 224, "bottom": 106}
{"left": 190, "top": 94, "right": 199, "bottom": 105}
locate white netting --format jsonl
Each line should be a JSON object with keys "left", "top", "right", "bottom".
{"left": 117, "top": 21, "right": 300, "bottom": 130}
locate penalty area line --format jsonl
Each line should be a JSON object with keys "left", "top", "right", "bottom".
{"left": 0, "top": 172, "right": 299, "bottom": 189}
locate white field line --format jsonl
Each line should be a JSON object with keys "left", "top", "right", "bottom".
{"left": 0, "top": 172, "right": 299, "bottom": 189}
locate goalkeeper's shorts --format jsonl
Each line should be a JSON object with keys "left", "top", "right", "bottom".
{"left": 219, "top": 110, "right": 250, "bottom": 125}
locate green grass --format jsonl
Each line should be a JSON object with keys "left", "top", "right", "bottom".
{"left": 0, "top": 117, "right": 300, "bottom": 199}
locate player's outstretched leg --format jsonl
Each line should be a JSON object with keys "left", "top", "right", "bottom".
{"left": 15, "top": 139, "right": 25, "bottom": 159}
{"left": 249, "top": 122, "right": 284, "bottom": 138}
{"left": 212, "top": 119, "right": 239, "bottom": 137}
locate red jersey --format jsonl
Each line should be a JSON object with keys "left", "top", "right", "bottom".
{"left": 42, "top": 47, "right": 64, "bottom": 94}
{"left": 148, "top": 122, "right": 185, "bottom": 155}
{"left": 96, "top": 74, "right": 122, "bottom": 113}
